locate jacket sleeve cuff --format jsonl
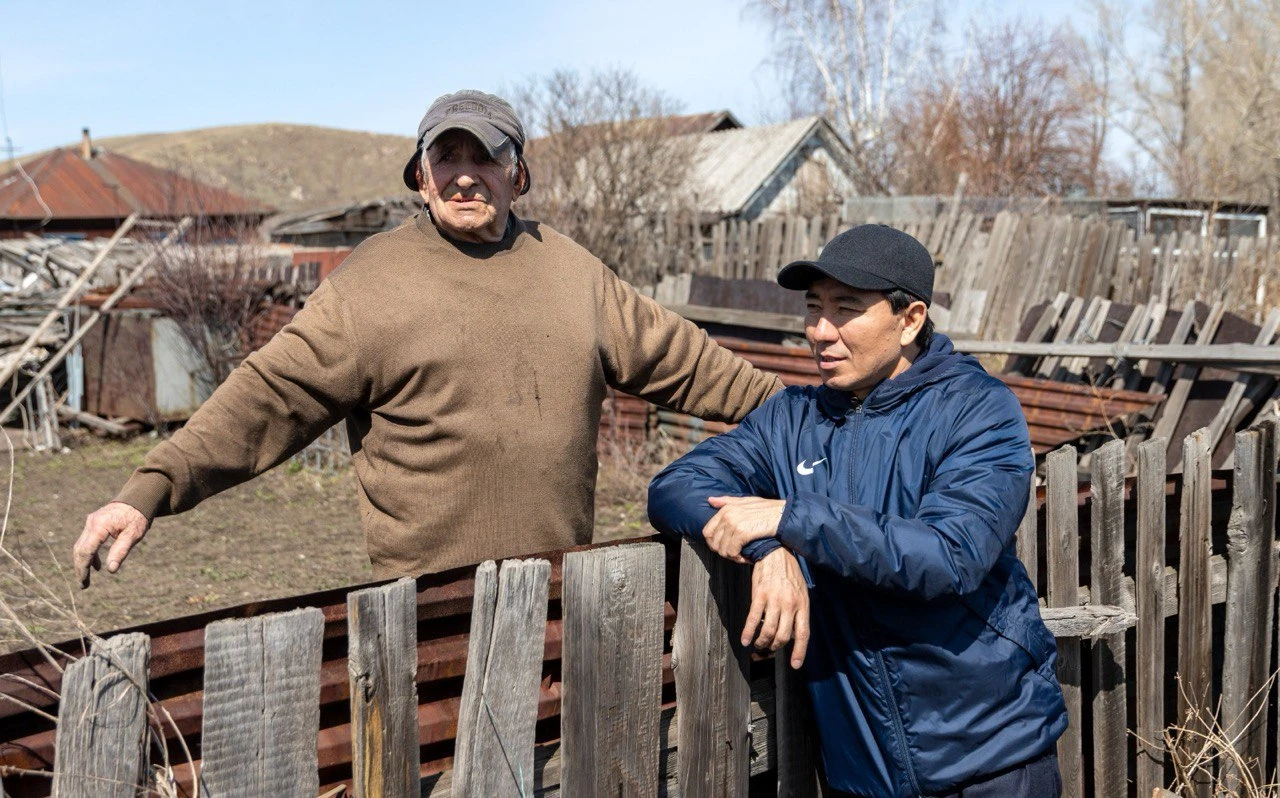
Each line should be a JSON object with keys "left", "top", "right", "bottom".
{"left": 741, "top": 537, "right": 784, "bottom": 562}
{"left": 113, "top": 471, "right": 175, "bottom": 521}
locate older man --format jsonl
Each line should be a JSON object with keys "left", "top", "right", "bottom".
{"left": 74, "top": 90, "right": 782, "bottom": 586}
{"left": 648, "top": 225, "right": 1065, "bottom": 797}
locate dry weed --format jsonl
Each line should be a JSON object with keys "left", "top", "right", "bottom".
{"left": 1158, "top": 674, "right": 1280, "bottom": 797}
{"left": 0, "top": 426, "right": 200, "bottom": 795}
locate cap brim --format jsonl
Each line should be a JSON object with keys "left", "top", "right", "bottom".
{"left": 421, "top": 120, "right": 511, "bottom": 158}
{"left": 406, "top": 121, "right": 515, "bottom": 192}
{"left": 776, "top": 260, "right": 899, "bottom": 292}
{"left": 402, "top": 149, "right": 422, "bottom": 191}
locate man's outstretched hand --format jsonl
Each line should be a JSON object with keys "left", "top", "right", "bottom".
{"left": 703, "top": 495, "right": 785, "bottom": 563}
{"left": 73, "top": 502, "right": 149, "bottom": 589}
{"left": 742, "top": 547, "right": 810, "bottom": 669}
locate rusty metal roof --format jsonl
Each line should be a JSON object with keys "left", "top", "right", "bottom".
{"left": 0, "top": 148, "right": 272, "bottom": 220}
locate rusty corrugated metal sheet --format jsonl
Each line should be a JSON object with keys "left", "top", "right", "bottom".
{"left": 640, "top": 336, "right": 1160, "bottom": 455}
{"left": 1000, "top": 374, "right": 1162, "bottom": 454}
{"left": 598, "top": 389, "right": 649, "bottom": 450}
{"left": 0, "top": 148, "right": 270, "bottom": 221}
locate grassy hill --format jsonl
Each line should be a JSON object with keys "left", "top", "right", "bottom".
{"left": 86, "top": 124, "right": 417, "bottom": 212}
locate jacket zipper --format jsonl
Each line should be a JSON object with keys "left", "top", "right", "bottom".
{"left": 846, "top": 400, "right": 863, "bottom": 499}
{"left": 851, "top": 399, "right": 921, "bottom": 796}
{"left": 877, "top": 652, "right": 922, "bottom": 796}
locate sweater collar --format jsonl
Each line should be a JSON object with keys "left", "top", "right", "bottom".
{"left": 413, "top": 209, "right": 529, "bottom": 259}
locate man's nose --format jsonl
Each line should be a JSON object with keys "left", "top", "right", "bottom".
{"left": 809, "top": 316, "right": 839, "bottom": 342}
{"left": 455, "top": 172, "right": 477, "bottom": 188}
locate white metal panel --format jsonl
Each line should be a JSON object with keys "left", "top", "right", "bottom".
{"left": 151, "top": 318, "right": 214, "bottom": 420}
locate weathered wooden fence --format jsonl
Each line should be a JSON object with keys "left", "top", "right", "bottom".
{"left": 651, "top": 210, "right": 1280, "bottom": 344}
{"left": 6, "top": 423, "right": 1280, "bottom": 796}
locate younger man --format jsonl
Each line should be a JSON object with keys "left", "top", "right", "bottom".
{"left": 648, "top": 225, "right": 1066, "bottom": 797}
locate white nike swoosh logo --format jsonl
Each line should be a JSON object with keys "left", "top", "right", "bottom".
{"left": 796, "top": 458, "right": 827, "bottom": 476}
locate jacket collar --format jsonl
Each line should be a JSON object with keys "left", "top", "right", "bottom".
{"left": 816, "top": 333, "right": 970, "bottom": 419}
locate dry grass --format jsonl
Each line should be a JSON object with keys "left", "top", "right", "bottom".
{"left": 592, "top": 432, "right": 686, "bottom": 543}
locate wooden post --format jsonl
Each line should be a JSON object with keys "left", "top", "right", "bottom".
{"left": 1045, "top": 445, "right": 1083, "bottom": 798}
{"left": 348, "top": 577, "right": 420, "bottom": 798}
{"left": 1178, "top": 429, "right": 1213, "bottom": 798}
{"left": 200, "top": 608, "right": 324, "bottom": 798}
{"left": 774, "top": 656, "right": 822, "bottom": 796}
{"left": 453, "top": 559, "right": 550, "bottom": 798}
{"left": 561, "top": 543, "right": 665, "bottom": 797}
{"left": 53, "top": 633, "right": 150, "bottom": 798}
{"left": 1134, "top": 438, "right": 1168, "bottom": 798}
{"left": 674, "top": 538, "right": 752, "bottom": 798}
{"left": 1221, "top": 425, "right": 1276, "bottom": 790}
{"left": 1089, "top": 439, "right": 1129, "bottom": 795}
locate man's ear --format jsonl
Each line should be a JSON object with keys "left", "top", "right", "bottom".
{"left": 513, "top": 160, "right": 528, "bottom": 195}
{"left": 900, "top": 301, "right": 928, "bottom": 346}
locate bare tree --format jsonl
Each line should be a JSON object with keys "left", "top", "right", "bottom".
{"left": 512, "top": 68, "right": 698, "bottom": 287}
{"left": 1096, "top": 0, "right": 1226, "bottom": 196}
{"left": 751, "top": 0, "right": 949, "bottom": 194}
{"left": 1074, "top": 7, "right": 1119, "bottom": 195}
{"left": 893, "top": 21, "right": 1097, "bottom": 196}
{"left": 1193, "top": 0, "right": 1280, "bottom": 209}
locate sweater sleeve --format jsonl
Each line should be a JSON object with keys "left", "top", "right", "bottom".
{"left": 597, "top": 265, "right": 783, "bottom": 422}
{"left": 775, "top": 389, "right": 1033, "bottom": 600}
{"left": 114, "top": 280, "right": 368, "bottom": 520}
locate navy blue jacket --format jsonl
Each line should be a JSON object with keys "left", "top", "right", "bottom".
{"left": 648, "top": 334, "right": 1067, "bottom": 797}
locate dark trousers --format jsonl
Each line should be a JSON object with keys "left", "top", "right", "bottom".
{"left": 830, "top": 752, "right": 1062, "bottom": 798}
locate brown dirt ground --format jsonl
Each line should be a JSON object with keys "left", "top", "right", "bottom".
{"left": 0, "top": 431, "right": 665, "bottom": 655}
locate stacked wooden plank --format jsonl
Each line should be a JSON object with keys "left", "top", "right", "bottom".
{"left": 999, "top": 294, "right": 1280, "bottom": 467}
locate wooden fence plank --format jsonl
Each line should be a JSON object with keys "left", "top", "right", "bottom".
{"left": 561, "top": 543, "right": 665, "bottom": 797}
{"left": 1207, "top": 309, "right": 1280, "bottom": 457}
{"left": 674, "top": 538, "right": 752, "bottom": 798}
{"left": 453, "top": 559, "right": 551, "bottom": 798}
{"left": 1154, "top": 304, "right": 1225, "bottom": 466}
{"left": 1135, "top": 438, "right": 1168, "bottom": 798}
{"left": 1177, "top": 429, "right": 1213, "bottom": 798}
{"left": 200, "top": 607, "right": 324, "bottom": 798}
{"left": 1089, "top": 439, "right": 1129, "bottom": 796}
{"left": 774, "top": 656, "right": 822, "bottom": 797}
{"left": 1017, "top": 468, "right": 1038, "bottom": 592}
{"left": 1045, "top": 445, "right": 1083, "bottom": 798}
{"left": 1220, "top": 424, "right": 1276, "bottom": 791}
{"left": 348, "top": 577, "right": 419, "bottom": 798}
{"left": 53, "top": 633, "right": 150, "bottom": 798}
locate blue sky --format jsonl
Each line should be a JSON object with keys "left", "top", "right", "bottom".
{"left": 0, "top": 0, "right": 1091, "bottom": 157}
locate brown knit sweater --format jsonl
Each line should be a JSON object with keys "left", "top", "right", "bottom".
{"left": 115, "top": 214, "right": 783, "bottom": 577}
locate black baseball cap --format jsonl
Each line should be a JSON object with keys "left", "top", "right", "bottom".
{"left": 776, "top": 224, "right": 934, "bottom": 305}
{"left": 402, "top": 89, "right": 530, "bottom": 194}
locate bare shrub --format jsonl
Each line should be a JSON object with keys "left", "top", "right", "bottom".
{"left": 146, "top": 219, "right": 276, "bottom": 386}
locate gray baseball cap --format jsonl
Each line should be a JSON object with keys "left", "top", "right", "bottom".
{"left": 402, "top": 89, "right": 529, "bottom": 194}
